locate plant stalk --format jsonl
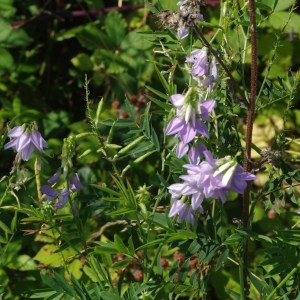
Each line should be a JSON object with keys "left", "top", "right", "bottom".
{"left": 243, "top": 0, "right": 257, "bottom": 296}
{"left": 266, "top": 261, "right": 300, "bottom": 300}
{"left": 34, "top": 157, "right": 42, "bottom": 205}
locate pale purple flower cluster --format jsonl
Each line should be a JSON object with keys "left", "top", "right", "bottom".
{"left": 165, "top": 48, "right": 218, "bottom": 158}
{"left": 168, "top": 149, "right": 256, "bottom": 224}
{"left": 40, "top": 172, "right": 83, "bottom": 209}
{"left": 4, "top": 126, "right": 47, "bottom": 161}
{"left": 166, "top": 89, "right": 215, "bottom": 158}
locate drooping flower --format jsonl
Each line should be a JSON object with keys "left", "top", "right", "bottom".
{"left": 201, "top": 58, "right": 218, "bottom": 91}
{"left": 54, "top": 188, "right": 70, "bottom": 209}
{"left": 188, "top": 144, "right": 207, "bottom": 165}
{"left": 69, "top": 173, "right": 83, "bottom": 191}
{"left": 40, "top": 185, "right": 59, "bottom": 201}
{"left": 166, "top": 89, "right": 215, "bottom": 157}
{"left": 48, "top": 172, "right": 60, "bottom": 184}
{"left": 186, "top": 48, "right": 209, "bottom": 77}
{"left": 4, "top": 125, "right": 47, "bottom": 161}
{"left": 169, "top": 199, "right": 195, "bottom": 224}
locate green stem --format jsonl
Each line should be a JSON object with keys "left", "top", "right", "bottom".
{"left": 34, "top": 157, "right": 42, "bottom": 205}
{"left": 238, "top": 257, "right": 246, "bottom": 300}
{"left": 266, "top": 261, "right": 300, "bottom": 300}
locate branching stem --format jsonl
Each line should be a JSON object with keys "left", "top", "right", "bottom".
{"left": 192, "top": 22, "right": 248, "bottom": 107}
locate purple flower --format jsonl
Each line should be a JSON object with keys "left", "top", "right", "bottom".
{"left": 69, "top": 173, "right": 83, "bottom": 191}
{"left": 169, "top": 199, "right": 195, "bottom": 224}
{"left": 166, "top": 90, "right": 215, "bottom": 157}
{"left": 177, "top": 26, "right": 190, "bottom": 39}
{"left": 40, "top": 185, "right": 59, "bottom": 201}
{"left": 188, "top": 144, "right": 207, "bottom": 165}
{"left": 210, "top": 58, "right": 218, "bottom": 80}
{"left": 201, "top": 58, "right": 218, "bottom": 91}
{"left": 54, "top": 188, "right": 70, "bottom": 209}
{"left": 167, "top": 151, "right": 256, "bottom": 223}
{"left": 40, "top": 172, "right": 83, "bottom": 209}
{"left": 186, "top": 48, "right": 208, "bottom": 77}
{"left": 48, "top": 172, "right": 60, "bottom": 184}
{"left": 4, "top": 126, "right": 47, "bottom": 161}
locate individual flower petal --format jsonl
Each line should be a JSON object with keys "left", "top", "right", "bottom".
{"left": 40, "top": 185, "right": 58, "bottom": 201}
{"left": 169, "top": 199, "right": 186, "bottom": 217}
{"left": 7, "top": 126, "right": 25, "bottom": 138}
{"left": 31, "top": 130, "right": 48, "bottom": 151}
{"left": 4, "top": 139, "right": 18, "bottom": 150}
{"left": 179, "top": 123, "right": 197, "bottom": 144}
{"left": 177, "top": 205, "right": 195, "bottom": 224}
{"left": 210, "top": 58, "right": 218, "bottom": 79}
{"left": 166, "top": 117, "right": 185, "bottom": 135}
{"left": 16, "top": 133, "right": 31, "bottom": 152}
{"left": 194, "top": 120, "right": 209, "bottom": 138}
{"left": 170, "top": 94, "right": 185, "bottom": 107}
{"left": 48, "top": 172, "right": 60, "bottom": 184}
{"left": 191, "top": 192, "right": 204, "bottom": 210}
{"left": 230, "top": 165, "right": 256, "bottom": 194}
{"left": 200, "top": 100, "right": 216, "bottom": 121}
{"left": 188, "top": 144, "right": 207, "bottom": 164}
{"left": 176, "top": 141, "right": 189, "bottom": 158}
{"left": 21, "top": 143, "right": 35, "bottom": 161}
{"left": 177, "top": 26, "right": 189, "bottom": 39}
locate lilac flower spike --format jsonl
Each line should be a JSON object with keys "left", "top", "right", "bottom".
{"left": 4, "top": 125, "right": 48, "bottom": 161}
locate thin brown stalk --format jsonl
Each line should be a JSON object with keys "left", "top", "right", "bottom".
{"left": 243, "top": 0, "right": 257, "bottom": 296}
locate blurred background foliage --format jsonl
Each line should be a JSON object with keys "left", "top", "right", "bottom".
{"left": 0, "top": 0, "right": 299, "bottom": 299}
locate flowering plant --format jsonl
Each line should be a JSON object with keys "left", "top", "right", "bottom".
{"left": 0, "top": 0, "right": 299, "bottom": 299}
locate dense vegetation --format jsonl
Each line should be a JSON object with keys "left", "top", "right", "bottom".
{"left": 0, "top": 0, "right": 299, "bottom": 299}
